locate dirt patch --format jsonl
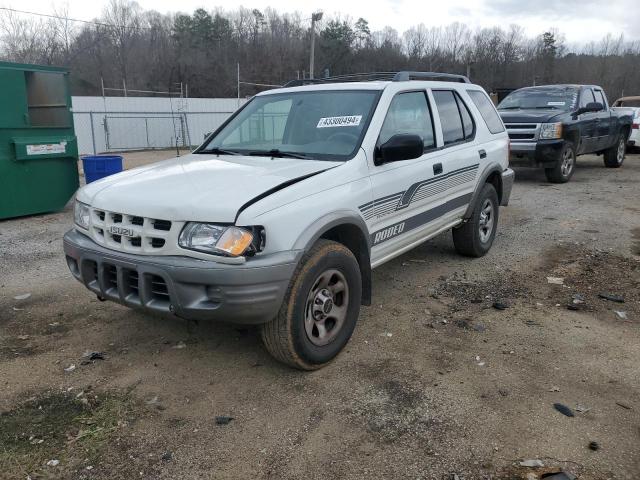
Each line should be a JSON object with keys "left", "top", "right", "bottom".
{"left": 433, "top": 245, "right": 639, "bottom": 322}
{"left": 0, "top": 389, "right": 155, "bottom": 480}
{"left": 632, "top": 227, "right": 640, "bottom": 256}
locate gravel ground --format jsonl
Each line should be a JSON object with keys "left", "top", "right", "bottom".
{"left": 1, "top": 152, "right": 639, "bottom": 480}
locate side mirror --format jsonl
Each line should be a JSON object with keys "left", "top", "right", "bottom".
{"left": 576, "top": 102, "right": 604, "bottom": 115}
{"left": 376, "top": 134, "right": 424, "bottom": 165}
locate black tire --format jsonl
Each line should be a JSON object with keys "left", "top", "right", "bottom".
{"left": 603, "top": 134, "right": 626, "bottom": 168}
{"left": 452, "top": 183, "right": 499, "bottom": 258}
{"left": 545, "top": 142, "right": 576, "bottom": 183}
{"left": 261, "top": 239, "right": 362, "bottom": 370}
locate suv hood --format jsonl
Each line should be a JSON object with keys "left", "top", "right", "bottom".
{"left": 79, "top": 153, "right": 339, "bottom": 222}
{"left": 498, "top": 109, "right": 565, "bottom": 124}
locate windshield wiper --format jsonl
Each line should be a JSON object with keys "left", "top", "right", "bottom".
{"left": 499, "top": 106, "right": 521, "bottom": 110}
{"left": 200, "top": 147, "right": 241, "bottom": 156}
{"left": 248, "top": 149, "right": 311, "bottom": 159}
{"left": 535, "top": 106, "right": 559, "bottom": 109}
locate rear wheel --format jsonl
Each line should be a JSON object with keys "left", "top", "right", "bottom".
{"left": 261, "top": 239, "right": 361, "bottom": 370}
{"left": 545, "top": 142, "right": 576, "bottom": 183}
{"left": 603, "top": 135, "right": 626, "bottom": 168}
{"left": 452, "top": 183, "right": 499, "bottom": 257}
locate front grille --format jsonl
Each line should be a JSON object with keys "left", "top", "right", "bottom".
{"left": 509, "top": 133, "right": 535, "bottom": 140}
{"left": 505, "top": 123, "right": 540, "bottom": 142}
{"left": 151, "top": 238, "right": 165, "bottom": 248}
{"left": 86, "top": 208, "right": 178, "bottom": 255}
{"left": 153, "top": 219, "right": 172, "bottom": 231}
{"left": 505, "top": 123, "right": 537, "bottom": 129}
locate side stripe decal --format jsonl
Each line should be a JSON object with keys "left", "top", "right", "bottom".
{"left": 371, "top": 193, "right": 472, "bottom": 246}
{"left": 359, "top": 164, "right": 479, "bottom": 221}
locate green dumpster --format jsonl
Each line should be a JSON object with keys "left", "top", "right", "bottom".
{"left": 0, "top": 61, "right": 79, "bottom": 220}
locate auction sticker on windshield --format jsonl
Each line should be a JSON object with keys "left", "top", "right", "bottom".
{"left": 547, "top": 101, "right": 566, "bottom": 106}
{"left": 317, "top": 115, "right": 362, "bottom": 128}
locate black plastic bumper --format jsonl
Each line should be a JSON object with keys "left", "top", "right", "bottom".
{"left": 510, "top": 139, "right": 565, "bottom": 167}
{"left": 63, "top": 230, "right": 299, "bottom": 324}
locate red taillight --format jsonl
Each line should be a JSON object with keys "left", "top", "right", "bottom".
{"left": 633, "top": 123, "right": 639, "bottom": 129}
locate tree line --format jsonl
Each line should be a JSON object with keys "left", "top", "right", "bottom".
{"left": 1, "top": 0, "right": 639, "bottom": 102}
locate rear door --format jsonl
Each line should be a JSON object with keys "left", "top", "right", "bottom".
{"left": 577, "top": 87, "right": 598, "bottom": 154}
{"left": 593, "top": 88, "right": 613, "bottom": 150}
{"left": 430, "top": 89, "right": 481, "bottom": 216}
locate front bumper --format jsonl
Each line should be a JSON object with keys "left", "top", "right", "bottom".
{"left": 509, "top": 139, "right": 565, "bottom": 167}
{"left": 500, "top": 168, "right": 515, "bottom": 206}
{"left": 63, "top": 230, "right": 299, "bottom": 324}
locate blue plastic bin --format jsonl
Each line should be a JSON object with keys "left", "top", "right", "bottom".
{"left": 82, "top": 155, "right": 123, "bottom": 183}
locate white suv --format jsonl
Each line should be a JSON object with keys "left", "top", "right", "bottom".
{"left": 64, "top": 72, "right": 514, "bottom": 369}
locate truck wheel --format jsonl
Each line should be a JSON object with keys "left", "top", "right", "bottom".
{"left": 545, "top": 143, "right": 576, "bottom": 183}
{"left": 452, "top": 183, "right": 499, "bottom": 257}
{"left": 603, "top": 135, "right": 625, "bottom": 168}
{"left": 261, "top": 239, "right": 362, "bottom": 370}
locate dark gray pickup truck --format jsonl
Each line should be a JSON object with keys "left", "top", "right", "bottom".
{"left": 498, "top": 85, "right": 633, "bottom": 183}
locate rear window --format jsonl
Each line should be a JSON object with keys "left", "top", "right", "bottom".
{"left": 468, "top": 90, "right": 505, "bottom": 134}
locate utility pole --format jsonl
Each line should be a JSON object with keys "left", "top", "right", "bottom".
{"left": 309, "top": 11, "right": 323, "bottom": 79}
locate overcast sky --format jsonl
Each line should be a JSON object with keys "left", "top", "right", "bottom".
{"left": 5, "top": 0, "right": 639, "bottom": 44}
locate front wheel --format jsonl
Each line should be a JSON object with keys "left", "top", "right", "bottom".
{"left": 452, "top": 183, "right": 499, "bottom": 257}
{"left": 261, "top": 239, "right": 362, "bottom": 370}
{"left": 603, "top": 135, "right": 626, "bottom": 168}
{"left": 545, "top": 142, "right": 576, "bottom": 183}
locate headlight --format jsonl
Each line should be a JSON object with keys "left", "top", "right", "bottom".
{"left": 74, "top": 201, "right": 90, "bottom": 229}
{"left": 178, "top": 223, "right": 256, "bottom": 257}
{"left": 539, "top": 122, "right": 563, "bottom": 139}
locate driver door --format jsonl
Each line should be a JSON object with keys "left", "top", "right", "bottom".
{"left": 577, "top": 87, "right": 597, "bottom": 154}
{"left": 365, "top": 90, "right": 443, "bottom": 264}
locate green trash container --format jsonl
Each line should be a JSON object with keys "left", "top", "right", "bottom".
{"left": 0, "top": 61, "right": 79, "bottom": 220}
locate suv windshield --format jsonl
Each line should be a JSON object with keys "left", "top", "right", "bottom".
{"left": 200, "top": 90, "right": 380, "bottom": 161}
{"left": 498, "top": 87, "right": 578, "bottom": 111}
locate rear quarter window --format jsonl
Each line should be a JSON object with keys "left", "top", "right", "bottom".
{"left": 467, "top": 90, "right": 505, "bottom": 134}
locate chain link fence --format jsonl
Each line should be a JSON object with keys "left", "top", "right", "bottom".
{"left": 72, "top": 97, "right": 245, "bottom": 155}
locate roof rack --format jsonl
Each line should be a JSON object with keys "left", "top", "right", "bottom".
{"left": 283, "top": 71, "right": 470, "bottom": 88}
{"left": 392, "top": 71, "right": 470, "bottom": 83}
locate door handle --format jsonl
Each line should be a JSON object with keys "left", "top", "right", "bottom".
{"left": 479, "top": 149, "right": 487, "bottom": 159}
{"left": 433, "top": 163, "right": 443, "bottom": 175}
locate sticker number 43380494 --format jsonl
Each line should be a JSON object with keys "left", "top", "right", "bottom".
{"left": 317, "top": 115, "right": 362, "bottom": 128}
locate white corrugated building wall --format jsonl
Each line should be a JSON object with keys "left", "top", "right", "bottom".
{"left": 72, "top": 97, "right": 247, "bottom": 155}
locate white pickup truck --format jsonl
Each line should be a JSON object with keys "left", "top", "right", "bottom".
{"left": 612, "top": 96, "right": 640, "bottom": 150}
{"left": 64, "top": 72, "right": 514, "bottom": 369}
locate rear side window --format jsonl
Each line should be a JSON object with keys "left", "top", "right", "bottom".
{"left": 457, "top": 94, "right": 475, "bottom": 139}
{"left": 379, "top": 91, "right": 435, "bottom": 149}
{"left": 432, "top": 90, "right": 464, "bottom": 145}
{"left": 467, "top": 90, "right": 505, "bottom": 134}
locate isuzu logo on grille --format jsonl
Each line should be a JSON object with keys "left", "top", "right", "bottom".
{"left": 107, "top": 225, "right": 137, "bottom": 237}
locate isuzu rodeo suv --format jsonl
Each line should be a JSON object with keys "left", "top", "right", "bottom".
{"left": 64, "top": 72, "right": 514, "bottom": 369}
{"left": 498, "top": 84, "right": 633, "bottom": 183}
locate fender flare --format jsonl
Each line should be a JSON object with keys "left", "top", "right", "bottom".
{"left": 463, "top": 163, "right": 503, "bottom": 219}
{"left": 293, "top": 210, "right": 372, "bottom": 306}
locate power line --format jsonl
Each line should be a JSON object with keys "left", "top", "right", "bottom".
{"left": 0, "top": 6, "right": 152, "bottom": 31}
